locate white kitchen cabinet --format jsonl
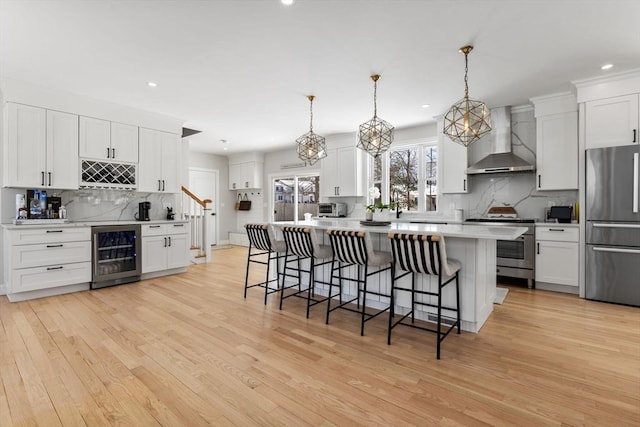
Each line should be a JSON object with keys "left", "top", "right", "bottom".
{"left": 228, "top": 161, "right": 263, "bottom": 190}
{"left": 320, "top": 146, "right": 364, "bottom": 197}
{"left": 4, "top": 103, "right": 79, "bottom": 189}
{"left": 141, "top": 223, "right": 189, "bottom": 273}
{"left": 138, "top": 128, "right": 181, "bottom": 192}
{"left": 536, "top": 112, "right": 578, "bottom": 190}
{"left": 531, "top": 92, "right": 578, "bottom": 191}
{"left": 439, "top": 133, "right": 468, "bottom": 194}
{"left": 80, "top": 117, "right": 139, "bottom": 162}
{"left": 535, "top": 225, "right": 579, "bottom": 289}
{"left": 3, "top": 226, "right": 92, "bottom": 294}
{"left": 585, "top": 94, "right": 639, "bottom": 149}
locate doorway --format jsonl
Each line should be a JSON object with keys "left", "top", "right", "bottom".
{"left": 272, "top": 174, "right": 319, "bottom": 221}
{"left": 188, "top": 168, "right": 218, "bottom": 246}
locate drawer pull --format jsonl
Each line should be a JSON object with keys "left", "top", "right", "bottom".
{"left": 46, "top": 244, "right": 64, "bottom": 248}
{"left": 173, "top": 224, "right": 184, "bottom": 227}
{"left": 548, "top": 228, "right": 565, "bottom": 232}
{"left": 46, "top": 230, "right": 64, "bottom": 233}
{"left": 47, "top": 266, "right": 64, "bottom": 271}
{"left": 150, "top": 225, "right": 161, "bottom": 228}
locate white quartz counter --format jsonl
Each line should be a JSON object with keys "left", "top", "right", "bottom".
{"left": 2, "top": 219, "right": 187, "bottom": 230}
{"left": 279, "top": 220, "right": 527, "bottom": 240}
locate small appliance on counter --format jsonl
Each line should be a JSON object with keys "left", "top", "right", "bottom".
{"left": 135, "top": 201, "right": 151, "bottom": 221}
{"left": 318, "top": 202, "right": 347, "bottom": 217}
{"left": 545, "top": 205, "right": 573, "bottom": 223}
{"left": 166, "top": 206, "right": 175, "bottom": 220}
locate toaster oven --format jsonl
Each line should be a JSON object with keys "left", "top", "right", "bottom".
{"left": 318, "top": 202, "right": 347, "bottom": 217}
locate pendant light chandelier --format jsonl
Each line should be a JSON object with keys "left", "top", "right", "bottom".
{"left": 443, "top": 45, "right": 492, "bottom": 147}
{"left": 357, "top": 74, "right": 394, "bottom": 158}
{"left": 296, "top": 95, "right": 327, "bottom": 165}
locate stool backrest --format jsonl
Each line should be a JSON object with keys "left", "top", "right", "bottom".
{"left": 245, "top": 224, "right": 277, "bottom": 251}
{"left": 281, "top": 226, "right": 317, "bottom": 257}
{"left": 387, "top": 232, "right": 445, "bottom": 275}
{"left": 326, "top": 229, "right": 372, "bottom": 265}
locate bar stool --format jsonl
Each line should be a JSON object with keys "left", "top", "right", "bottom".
{"left": 325, "top": 229, "right": 392, "bottom": 336}
{"left": 244, "top": 223, "right": 286, "bottom": 305}
{"left": 387, "top": 232, "right": 461, "bottom": 359}
{"left": 279, "top": 225, "right": 334, "bottom": 318}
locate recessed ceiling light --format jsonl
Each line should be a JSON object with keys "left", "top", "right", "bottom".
{"left": 601, "top": 64, "right": 613, "bottom": 70}
{"left": 147, "top": 81, "right": 158, "bottom": 87}
{"left": 281, "top": 0, "right": 294, "bottom": 5}
{"left": 223, "top": 147, "right": 228, "bottom": 151}
{"left": 220, "top": 139, "right": 228, "bottom": 144}
{"left": 421, "top": 104, "right": 431, "bottom": 108}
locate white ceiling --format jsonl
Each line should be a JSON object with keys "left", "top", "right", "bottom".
{"left": 1, "top": 0, "right": 639, "bottom": 155}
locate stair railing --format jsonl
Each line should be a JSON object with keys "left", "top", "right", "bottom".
{"left": 181, "top": 185, "right": 213, "bottom": 263}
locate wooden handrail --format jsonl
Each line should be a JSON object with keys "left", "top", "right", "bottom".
{"left": 181, "top": 185, "right": 212, "bottom": 208}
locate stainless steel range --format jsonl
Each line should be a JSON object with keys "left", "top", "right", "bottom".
{"left": 466, "top": 209, "right": 536, "bottom": 288}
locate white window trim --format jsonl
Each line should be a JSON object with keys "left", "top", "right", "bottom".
{"left": 269, "top": 171, "right": 320, "bottom": 222}
{"left": 372, "top": 136, "right": 438, "bottom": 213}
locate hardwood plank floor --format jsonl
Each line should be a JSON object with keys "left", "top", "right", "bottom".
{"left": 1, "top": 245, "right": 638, "bottom": 426}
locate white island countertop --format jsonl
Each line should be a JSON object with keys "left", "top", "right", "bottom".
{"left": 277, "top": 220, "right": 527, "bottom": 240}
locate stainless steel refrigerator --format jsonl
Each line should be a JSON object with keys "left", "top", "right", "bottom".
{"left": 586, "top": 144, "right": 640, "bottom": 306}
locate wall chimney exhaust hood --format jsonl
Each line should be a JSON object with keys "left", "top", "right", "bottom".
{"left": 466, "top": 106, "right": 535, "bottom": 174}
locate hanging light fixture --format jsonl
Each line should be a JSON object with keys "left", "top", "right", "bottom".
{"left": 443, "top": 45, "right": 492, "bottom": 147}
{"left": 296, "top": 95, "right": 327, "bottom": 165}
{"left": 357, "top": 74, "right": 394, "bottom": 158}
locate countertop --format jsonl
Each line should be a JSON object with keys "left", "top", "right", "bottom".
{"left": 276, "top": 220, "right": 527, "bottom": 240}
{"left": 2, "top": 219, "right": 188, "bottom": 230}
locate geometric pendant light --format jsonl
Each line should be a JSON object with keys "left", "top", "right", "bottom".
{"left": 357, "top": 74, "right": 394, "bottom": 158}
{"left": 296, "top": 95, "right": 327, "bottom": 166}
{"left": 443, "top": 45, "right": 492, "bottom": 147}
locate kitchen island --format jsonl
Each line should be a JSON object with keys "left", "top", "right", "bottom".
{"left": 273, "top": 220, "right": 527, "bottom": 333}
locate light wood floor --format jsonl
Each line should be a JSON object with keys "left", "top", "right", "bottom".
{"left": 1, "top": 246, "right": 639, "bottom": 426}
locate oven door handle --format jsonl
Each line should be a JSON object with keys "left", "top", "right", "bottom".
{"left": 592, "top": 246, "right": 640, "bottom": 255}
{"left": 592, "top": 223, "right": 640, "bottom": 229}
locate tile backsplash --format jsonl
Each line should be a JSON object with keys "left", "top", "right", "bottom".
{"left": 1, "top": 187, "right": 179, "bottom": 223}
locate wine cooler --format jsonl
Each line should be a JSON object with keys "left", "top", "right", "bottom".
{"left": 91, "top": 225, "right": 142, "bottom": 289}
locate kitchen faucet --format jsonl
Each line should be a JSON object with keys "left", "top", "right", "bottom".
{"left": 394, "top": 191, "right": 402, "bottom": 219}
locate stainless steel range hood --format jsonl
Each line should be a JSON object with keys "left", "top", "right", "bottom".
{"left": 466, "top": 106, "right": 535, "bottom": 174}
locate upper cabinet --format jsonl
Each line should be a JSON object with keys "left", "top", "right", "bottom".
{"left": 228, "top": 152, "right": 264, "bottom": 190}
{"left": 437, "top": 118, "right": 468, "bottom": 194}
{"left": 439, "top": 134, "right": 468, "bottom": 194}
{"left": 79, "top": 116, "right": 138, "bottom": 163}
{"left": 320, "top": 146, "right": 365, "bottom": 197}
{"left": 584, "top": 94, "right": 639, "bottom": 149}
{"left": 4, "top": 103, "right": 79, "bottom": 190}
{"left": 531, "top": 93, "right": 578, "bottom": 190}
{"left": 138, "top": 128, "right": 181, "bottom": 193}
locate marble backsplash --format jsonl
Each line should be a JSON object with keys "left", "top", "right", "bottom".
{"left": 1, "top": 187, "right": 180, "bottom": 223}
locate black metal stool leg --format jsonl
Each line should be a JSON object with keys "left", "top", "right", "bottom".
{"left": 244, "top": 246, "right": 252, "bottom": 298}
{"left": 264, "top": 250, "right": 271, "bottom": 305}
{"left": 456, "top": 273, "right": 461, "bottom": 334}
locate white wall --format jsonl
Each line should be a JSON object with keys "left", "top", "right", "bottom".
{"left": 187, "top": 150, "right": 236, "bottom": 243}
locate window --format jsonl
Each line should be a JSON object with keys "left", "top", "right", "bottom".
{"left": 272, "top": 175, "right": 320, "bottom": 221}
{"left": 373, "top": 141, "right": 438, "bottom": 212}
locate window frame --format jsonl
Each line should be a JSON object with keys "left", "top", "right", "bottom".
{"left": 371, "top": 136, "right": 439, "bottom": 213}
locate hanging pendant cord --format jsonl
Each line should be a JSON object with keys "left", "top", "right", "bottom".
{"left": 463, "top": 52, "right": 469, "bottom": 99}
{"left": 373, "top": 78, "right": 378, "bottom": 118}
{"left": 309, "top": 97, "right": 313, "bottom": 132}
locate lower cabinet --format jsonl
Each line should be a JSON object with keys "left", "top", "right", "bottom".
{"left": 4, "top": 227, "right": 92, "bottom": 294}
{"left": 141, "top": 223, "right": 189, "bottom": 274}
{"left": 535, "top": 225, "right": 579, "bottom": 289}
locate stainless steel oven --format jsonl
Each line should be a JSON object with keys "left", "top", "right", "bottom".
{"left": 466, "top": 219, "right": 535, "bottom": 288}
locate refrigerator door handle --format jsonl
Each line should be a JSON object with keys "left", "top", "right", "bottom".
{"left": 633, "top": 152, "right": 638, "bottom": 213}
{"left": 592, "top": 246, "right": 640, "bottom": 255}
{"left": 592, "top": 223, "right": 640, "bottom": 229}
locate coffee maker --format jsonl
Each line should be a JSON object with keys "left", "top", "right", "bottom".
{"left": 136, "top": 202, "right": 151, "bottom": 221}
